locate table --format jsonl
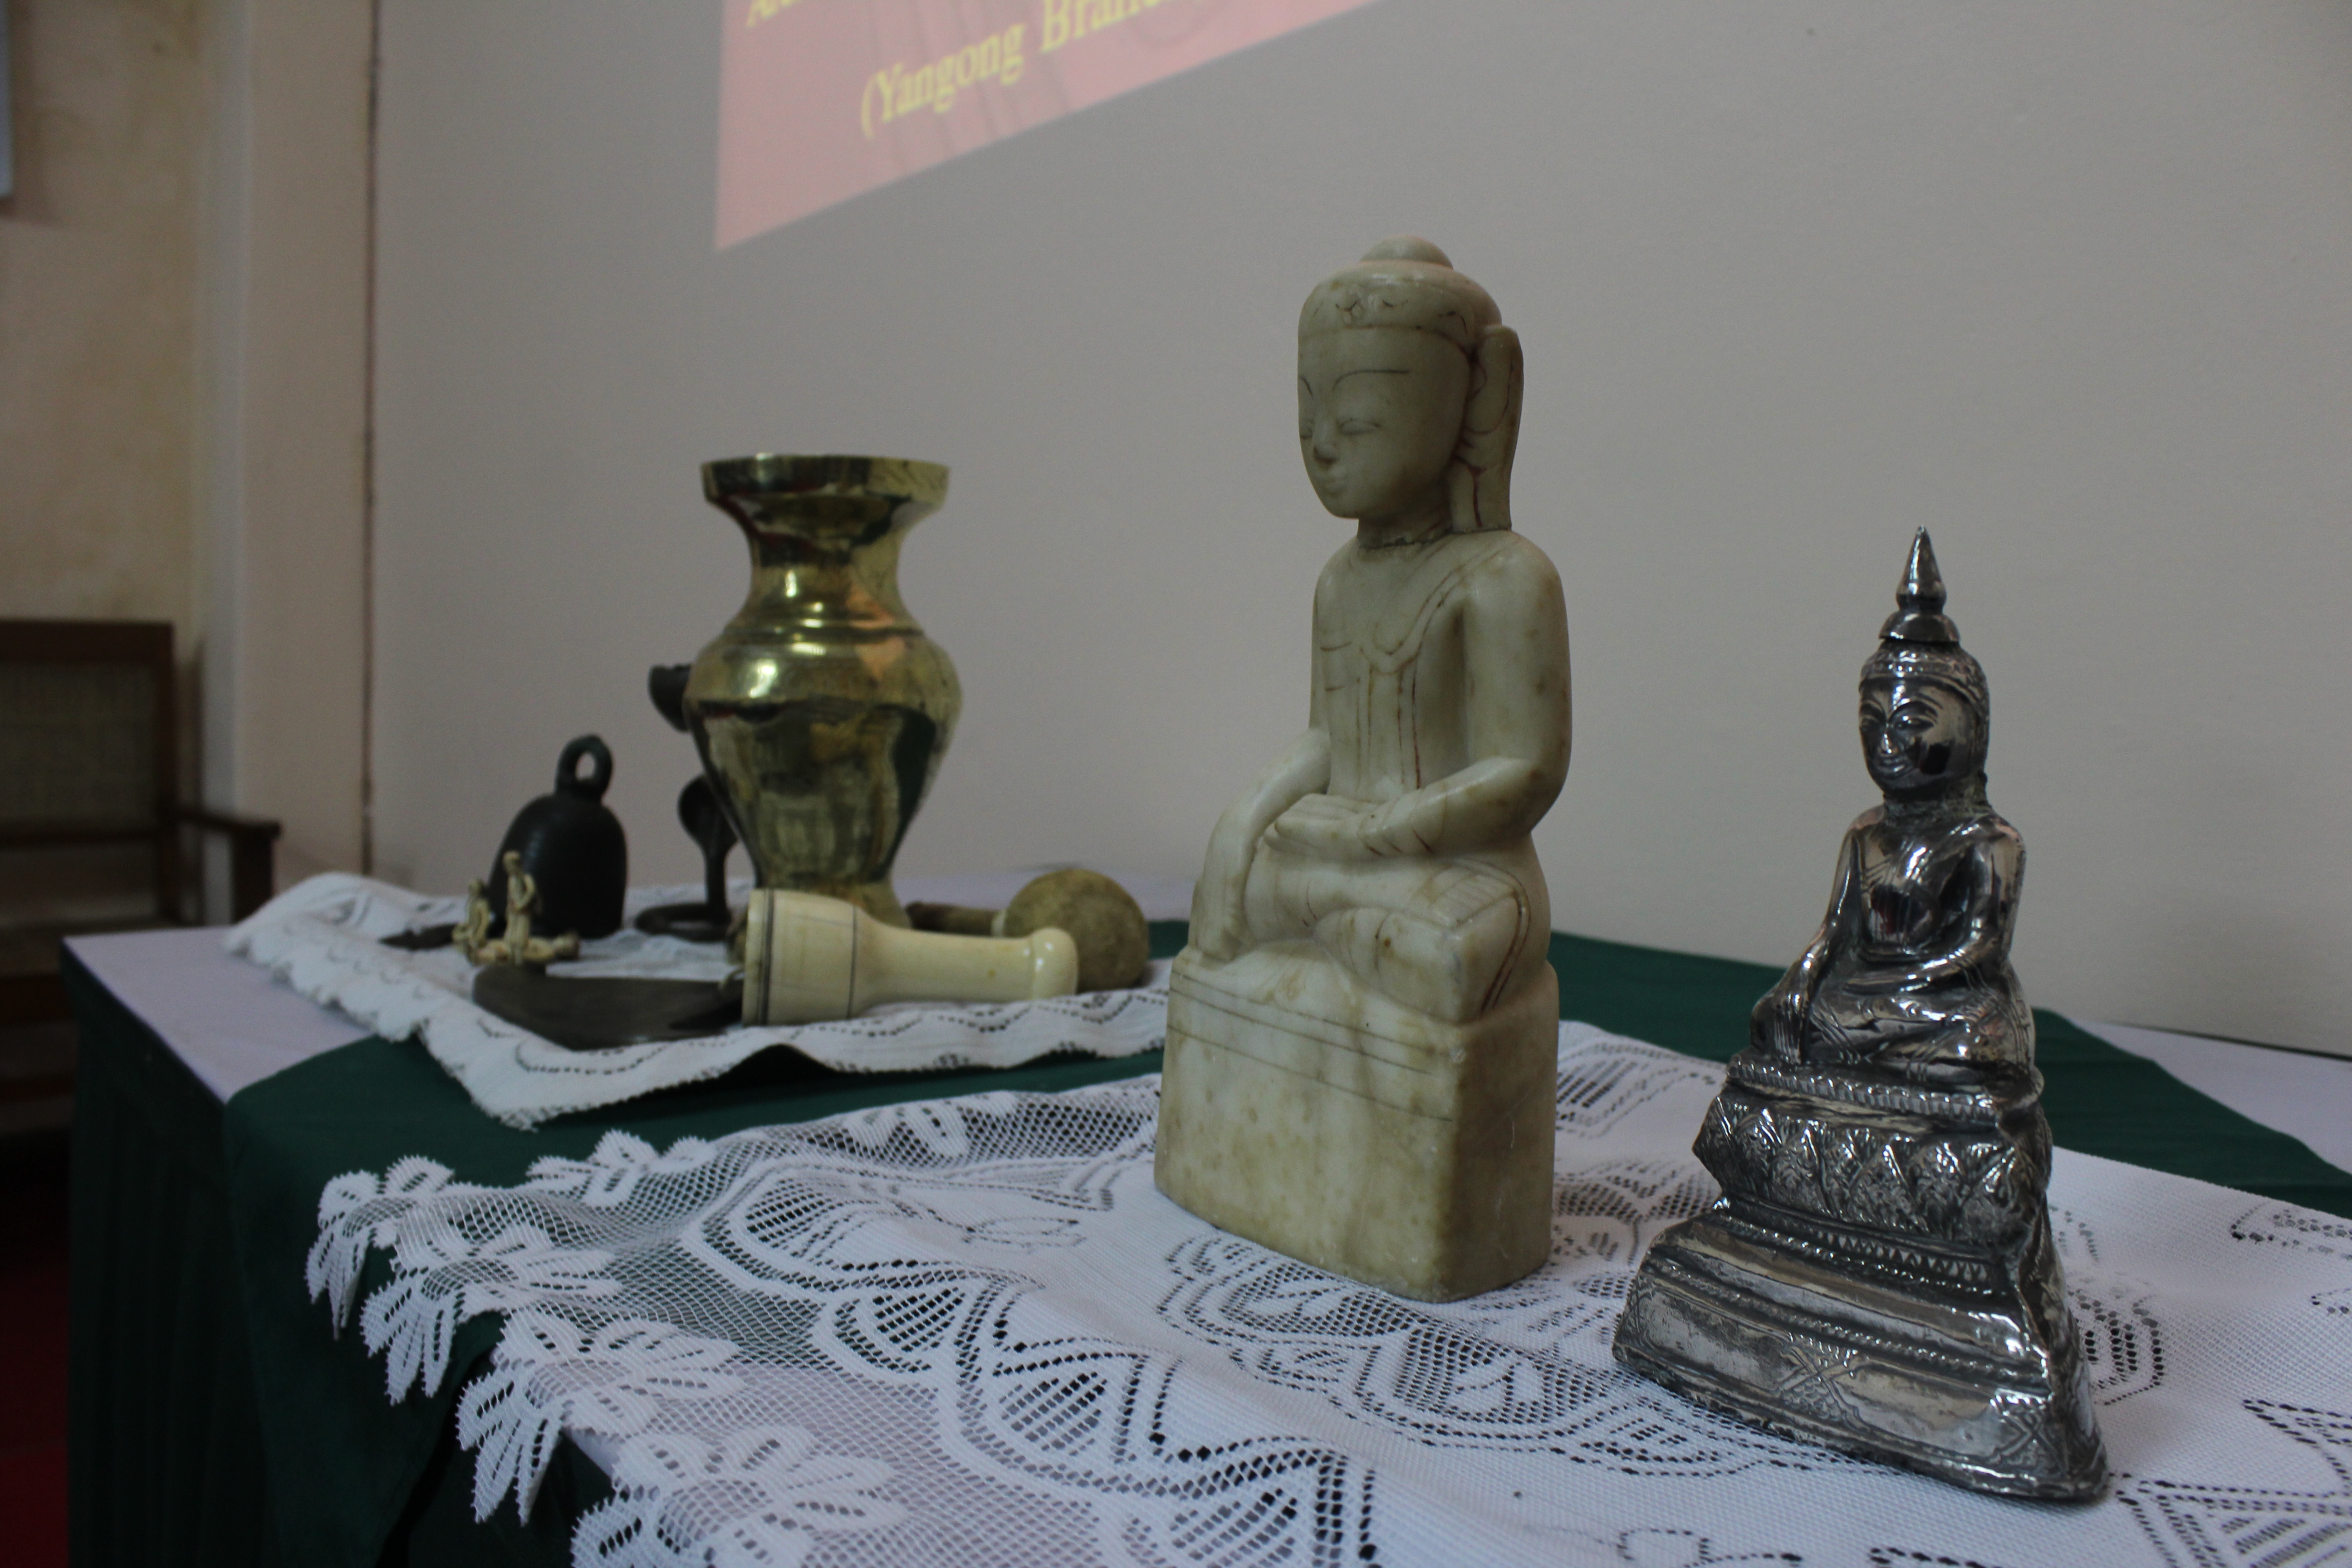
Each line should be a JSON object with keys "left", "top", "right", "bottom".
{"left": 64, "top": 881, "right": 2352, "bottom": 1567}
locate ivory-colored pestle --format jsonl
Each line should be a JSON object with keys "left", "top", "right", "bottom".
{"left": 741, "top": 889, "right": 1079, "bottom": 1025}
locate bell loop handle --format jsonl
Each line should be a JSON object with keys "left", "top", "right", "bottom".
{"left": 556, "top": 735, "right": 613, "bottom": 801}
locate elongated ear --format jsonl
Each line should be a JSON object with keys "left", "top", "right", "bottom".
{"left": 1448, "top": 324, "right": 1522, "bottom": 533}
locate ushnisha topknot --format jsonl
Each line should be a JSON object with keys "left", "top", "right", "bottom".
{"left": 1861, "top": 529, "right": 1990, "bottom": 716}
{"left": 1299, "top": 236, "right": 1503, "bottom": 348}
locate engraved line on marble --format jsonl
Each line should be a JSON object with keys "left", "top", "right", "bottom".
{"left": 1169, "top": 969, "right": 1465, "bottom": 1068}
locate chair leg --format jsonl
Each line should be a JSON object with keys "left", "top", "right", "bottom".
{"left": 228, "top": 830, "right": 275, "bottom": 922}
{"left": 154, "top": 825, "right": 183, "bottom": 924}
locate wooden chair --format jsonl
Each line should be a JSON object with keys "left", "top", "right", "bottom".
{"left": 0, "top": 619, "right": 283, "bottom": 1029}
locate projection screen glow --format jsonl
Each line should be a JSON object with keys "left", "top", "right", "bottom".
{"left": 717, "top": 0, "right": 1382, "bottom": 247}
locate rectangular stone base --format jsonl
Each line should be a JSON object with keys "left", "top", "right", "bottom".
{"left": 1615, "top": 1209, "right": 2107, "bottom": 1499}
{"left": 1154, "top": 942, "right": 1556, "bottom": 1302}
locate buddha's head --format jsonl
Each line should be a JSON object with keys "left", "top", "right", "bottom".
{"left": 1860, "top": 530, "right": 1989, "bottom": 799}
{"left": 1297, "top": 237, "right": 1522, "bottom": 535}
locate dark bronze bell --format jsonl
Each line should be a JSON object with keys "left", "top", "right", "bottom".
{"left": 485, "top": 736, "right": 628, "bottom": 939}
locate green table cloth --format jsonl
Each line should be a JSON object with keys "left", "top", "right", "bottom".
{"left": 65, "top": 926, "right": 2352, "bottom": 1567}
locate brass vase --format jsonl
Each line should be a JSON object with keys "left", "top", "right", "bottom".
{"left": 683, "top": 455, "right": 961, "bottom": 926}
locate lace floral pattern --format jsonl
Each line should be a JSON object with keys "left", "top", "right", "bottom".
{"left": 309, "top": 1155, "right": 477, "bottom": 1328}
{"left": 577, "top": 1426, "right": 908, "bottom": 1568}
{"left": 312, "top": 1025, "right": 2352, "bottom": 1567}
{"left": 362, "top": 1222, "right": 618, "bottom": 1401}
{"left": 458, "top": 1313, "right": 745, "bottom": 1518}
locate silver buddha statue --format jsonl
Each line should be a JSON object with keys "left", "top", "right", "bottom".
{"left": 1613, "top": 531, "right": 2107, "bottom": 1500}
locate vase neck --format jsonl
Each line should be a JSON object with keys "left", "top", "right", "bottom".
{"left": 730, "top": 513, "right": 921, "bottom": 638}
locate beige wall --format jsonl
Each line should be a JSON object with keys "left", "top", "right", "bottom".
{"left": 0, "top": 0, "right": 372, "bottom": 905}
{"left": 0, "top": 0, "right": 203, "bottom": 635}
{"left": 0, "top": 0, "right": 205, "bottom": 928}
{"left": 200, "top": 0, "right": 372, "bottom": 885}
{"left": 369, "top": 2, "right": 2352, "bottom": 1054}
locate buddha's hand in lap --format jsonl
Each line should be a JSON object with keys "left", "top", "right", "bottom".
{"left": 1263, "top": 794, "right": 1381, "bottom": 860}
{"left": 1188, "top": 842, "right": 1257, "bottom": 963}
{"left": 1750, "top": 945, "right": 1824, "bottom": 1060}
{"left": 1752, "top": 985, "right": 1804, "bottom": 1059}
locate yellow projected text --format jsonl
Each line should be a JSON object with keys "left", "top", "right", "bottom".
{"left": 1042, "top": 0, "right": 1173, "bottom": 53}
{"left": 862, "top": 24, "right": 1029, "bottom": 137}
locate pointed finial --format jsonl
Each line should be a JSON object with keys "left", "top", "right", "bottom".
{"left": 1901, "top": 529, "right": 1945, "bottom": 612}
{"left": 1880, "top": 528, "right": 1960, "bottom": 645}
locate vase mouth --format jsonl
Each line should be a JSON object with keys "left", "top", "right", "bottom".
{"left": 702, "top": 454, "right": 948, "bottom": 508}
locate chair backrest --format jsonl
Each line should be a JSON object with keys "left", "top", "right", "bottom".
{"left": 0, "top": 620, "right": 179, "bottom": 921}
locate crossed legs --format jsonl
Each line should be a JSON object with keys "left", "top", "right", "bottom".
{"left": 1241, "top": 843, "right": 1541, "bottom": 1023}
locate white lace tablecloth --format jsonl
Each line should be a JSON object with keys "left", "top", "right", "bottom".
{"left": 309, "top": 1024, "right": 2352, "bottom": 1568}
{"left": 229, "top": 874, "right": 1167, "bottom": 1127}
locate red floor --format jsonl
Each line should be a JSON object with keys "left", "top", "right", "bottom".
{"left": 0, "top": 1133, "right": 70, "bottom": 1568}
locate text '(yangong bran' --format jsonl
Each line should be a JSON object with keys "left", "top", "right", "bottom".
{"left": 860, "top": 0, "right": 1183, "bottom": 140}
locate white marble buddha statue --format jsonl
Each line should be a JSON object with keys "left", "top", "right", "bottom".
{"left": 1156, "top": 238, "right": 1571, "bottom": 1302}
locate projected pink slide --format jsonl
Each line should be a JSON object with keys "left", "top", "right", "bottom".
{"left": 716, "top": 0, "right": 1382, "bottom": 247}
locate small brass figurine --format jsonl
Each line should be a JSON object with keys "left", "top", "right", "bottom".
{"left": 1156, "top": 239, "right": 1571, "bottom": 1302}
{"left": 458, "top": 852, "right": 583, "bottom": 968}
{"left": 1614, "top": 532, "right": 2106, "bottom": 1500}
